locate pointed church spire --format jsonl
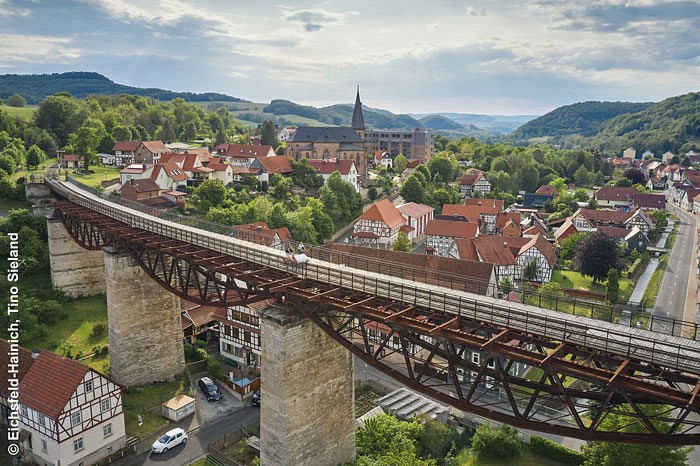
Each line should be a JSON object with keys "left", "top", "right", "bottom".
{"left": 351, "top": 85, "right": 365, "bottom": 131}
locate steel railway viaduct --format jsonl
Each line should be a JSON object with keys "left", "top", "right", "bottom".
{"left": 30, "top": 177, "right": 700, "bottom": 465}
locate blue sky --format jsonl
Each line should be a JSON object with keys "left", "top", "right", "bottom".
{"left": 0, "top": 0, "right": 698, "bottom": 115}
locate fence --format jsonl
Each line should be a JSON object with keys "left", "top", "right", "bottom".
{"left": 208, "top": 420, "right": 260, "bottom": 466}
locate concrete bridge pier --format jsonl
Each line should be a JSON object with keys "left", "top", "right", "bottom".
{"left": 103, "top": 246, "right": 185, "bottom": 386}
{"left": 47, "top": 216, "right": 106, "bottom": 297}
{"left": 260, "top": 305, "right": 356, "bottom": 466}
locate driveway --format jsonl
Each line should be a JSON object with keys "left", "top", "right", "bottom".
{"left": 190, "top": 372, "right": 246, "bottom": 424}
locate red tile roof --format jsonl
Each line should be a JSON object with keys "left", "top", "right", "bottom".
{"left": 159, "top": 153, "right": 187, "bottom": 165}
{"left": 519, "top": 234, "right": 557, "bottom": 267}
{"left": 424, "top": 219, "right": 478, "bottom": 238}
{"left": 0, "top": 339, "right": 35, "bottom": 398}
{"left": 595, "top": 186, "right": 639, "bottom": 202}
{"left": 535, "top": 185, "right": 558, "bottom": 196}
{"left": 215, "top": 144, "right": 275, "bottom": 158}
{"left": 463, "top": 198, "right": 504, "bottom": 210}
{"left": 578, "top": 208, "right": 633, "bottom": 225}
{"left": 397, "top": 202, "right": 434, "bottom": 218}
{"left": 308, "top": 159, "right": 355, "bottom": 175}
{"left": 597, "top": 226, "right": 631, "bottom": 239}
{"left": 471, "top": 236, "right": 518, "bottom": 265}
{"left": 19, "top": 351, "right": 90, "bottom": 419}
{"left": 460, "top": 173, "right": 483, "bottom": 185}
{"left": 141, "top": 140, "right": 169, "bottom": 154}
{"left": 113, "top": 141, "right": 140, "bottom": 152}
{"left": 256, "top": 155, "right": 293, "bottom": 174}
{"left": 123, "top": 178, "right": 161, "bottom": 193}
{"left": 496, "top": 212, "right": 521, "bottom": 231}
{"left": 554, "top": 218, "right": 578, "bottom": 242}
{"left": 358, "top": 199, "right": 406, "bottom": 229}
{"left": 632, "top": 193, "right": 666, "bottom": 210}
{"left": 151, "top": 163, "right": 188, "bottom": 182}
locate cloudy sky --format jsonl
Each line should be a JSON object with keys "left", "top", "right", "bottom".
{"left": 0, "top": 0, "right": 698, "bottom": 115}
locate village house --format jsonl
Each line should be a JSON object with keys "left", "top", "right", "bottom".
{"left": 456, "top": 236, "right": 521, "bottom": 284}
{"left": 442, "top": 203, "right": 500, "bottom": 234}
{"left": 373, "top": 150, "right": 393, "bottom": 170}
{"left": 397, "top": 202, "right": 434, "bottom": 241}
{"left": 249, "top": 155, "right": 294, "bottom": 183}
{"left": 112, "top": 141, "right": 140, "bottom": 166}
{"left": 216, "top": 301, "right": 266, "bottom": 369}
{"left": 352, "top": 198, "right": 406, "bottom": 247}
{"left": 554, "top": 218, "right": 579, "bottom": 244}
{"left": 150, "top": 162, "right": 188, "bottom": 191}
{"left": 516, "top": 234, "right": 557, "bottom": 282}
{"left": 120, "top": 178, "right": 162, "bottom": 202}
{"left": 0, "top": 340, "right": 126, "bottom": 466}
{"left": 214, "top": 143, "right": 276, "bottom": 165}
{"left": 495, "top": 211, "right": 522, "bottom": 236}
{"left": 459, "top": 170, "right": 491, "bottom": 197}
{"left": 535, "top": 185, "right": 558, "bottom": 197}
{"left": 632, "top": 193, "right": 666, "bottom": 211}
{"left": 594, "top": 186, "right": 639, "bottom": 209}
{"left": 424, "top": 219, "right": 479, "bottom": 258}
{"left": 119, "top": 163, "right": 153, "bottom": 185}
{"left": 623, "top": 147, "right": 636, "bottom": 160}
{"left": 134, "top": 140, "right": 169, "bottom": 164}
{"left": 308, "top": 159, "right": 360, "bottom": 192}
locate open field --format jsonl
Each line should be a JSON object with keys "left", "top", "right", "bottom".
{"left": 0, "top": 104, "right": 37, "bottom": 120}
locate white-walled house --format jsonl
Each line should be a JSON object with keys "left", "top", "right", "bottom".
{"left": 308, "top": 159, "right": 360, "bottom": 192}
{"left": 0, "top": 341, "right": 126, "bottom": 466}
{"left": 397, "top": 202, "right": 434, "bottom": 241}
{"left": 352, "top": 199, "right": 407, "bottom": 246}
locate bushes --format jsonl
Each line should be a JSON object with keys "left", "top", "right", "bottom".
{"left": 207, "top": 356, "right": 226, "bottom": 381}
{"left": 91, "top": 322, "right": 107, "bottom": 338}
{"left": 470, "top": 423, "right": 522, "bottom": 460}
{"left": 530, "top": 436, "right": 584, "bottom": 465}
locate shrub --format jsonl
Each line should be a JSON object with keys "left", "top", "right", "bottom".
{"left": 470, "top": 424, "right": 522, "bottom": 460}
{"left": 529, "top": 436, "right": 584, "bottom": 465}
{"left": 91, "top": 322, "right": 107, "bottom": 338}
{"left": 207, "top": 356, "right": 226, "bottom": 381}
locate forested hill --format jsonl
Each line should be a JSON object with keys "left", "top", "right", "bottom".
{"left": 0, "top": 72, "right": 246, "bottom": 105}
{"left": 587, "top": 91, "right": 700, "bottom": 155}
{"left": 511, "top": 101, "right": 654, "bottom": 139}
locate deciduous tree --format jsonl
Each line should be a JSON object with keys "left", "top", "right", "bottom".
{"left": 572, "top": 232, "right": 623, "bottom": 282}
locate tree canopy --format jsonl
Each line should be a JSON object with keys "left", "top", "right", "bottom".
{"left": 572, "top": 232, "right": 624, "bottom": 282}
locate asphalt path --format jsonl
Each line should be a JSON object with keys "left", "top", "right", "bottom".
{"left": 116, "top": 407, "right": 260, "bottom": 466}
{"left": 653, "top": 204, "right": 696, "bottom": 335}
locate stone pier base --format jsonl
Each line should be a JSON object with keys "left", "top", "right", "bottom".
{"left": 47, "top": 217, "right": 105, "bottom": 297}
{"left": 104, "top": 246, "right": 184, "bottom": 386}
{"left": 260, "top": 305, "right": 355, "bottom": 466}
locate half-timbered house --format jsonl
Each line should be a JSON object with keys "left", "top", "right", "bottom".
{"left": 352, "top": 199, "right": 406, "bottom": 247}
{"left": 0, "top": 341, "right": 126, "bottom": 466}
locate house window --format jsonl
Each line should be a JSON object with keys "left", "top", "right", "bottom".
{"left": 487, "top": 359, "right": 496, "bottom": 369}
{"left": 84, "top": 380, "right": 93, "bottom": 392}
{"left": 41, "top": 439, "right": 47, "bottom": 452}
{"left": 101, "top": 399, "right": 110, "bottom": 413}
{"left": 71, "top": 411, "right": 81, "bottom": 427}
{"left": 73, "top": 437, "right": 84, "bottom": 452}
{"left": 103, "top": 423, "right": 113, "bottom": 437}
{"left": 20, "top": 405, "right": 27, "bottom": 418}
{"left": 471, "top": 353, "right": 480, "bottom": 365}
{"left": 38, "top": 414, "right": 46, "bottom": 427}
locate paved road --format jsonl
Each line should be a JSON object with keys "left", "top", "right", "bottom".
{"left": 116, "top": 407, "right": 260, "bottom": 466}
{"left": 653, "top": 204, "right": 696, "bottom": 335}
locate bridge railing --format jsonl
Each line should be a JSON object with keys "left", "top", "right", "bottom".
{"left": 49, "top": 176, "right": 700, "bottom": 374}
{"left": 55, "top": 176, "right": 700, "bottom": 347}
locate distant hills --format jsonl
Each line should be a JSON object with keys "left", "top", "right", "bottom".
{"left": 0, "top": 71, "right": 534, "bottom": 135}
{"left": 0, "top": 71, "right": 246, "bottom": 105}
{"left": 510, "top": 101, "right": 654, "bottom": 139}
{"left": 510, "top": 93, "right": 700, "bottom": 155}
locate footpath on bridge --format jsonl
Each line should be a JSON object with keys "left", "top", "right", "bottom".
{"left": 627, "top": 220, "right": 673, "bottom": 305}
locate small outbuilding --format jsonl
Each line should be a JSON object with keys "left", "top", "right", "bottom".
{"left": 161, "top": 394, "right": 196, "bottom": 421}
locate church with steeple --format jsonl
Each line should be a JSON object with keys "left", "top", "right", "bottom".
{"left": 285, "top": 87, "right": 368, "bottom": 176}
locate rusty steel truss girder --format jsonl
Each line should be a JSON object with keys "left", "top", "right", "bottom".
{"left": 52, "top": 200, "right": 700, "bottom": 444}
{"left": 53, "top": 201, "right": 286, "bottom": 307}
{"left": 280, "top": 282, "right": 700, "bottom": 445}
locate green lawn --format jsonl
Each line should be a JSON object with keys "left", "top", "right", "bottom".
{"left": 123, "top": 376, "right": 192, "bottom": 438}
{"left": 66, "top": 165, "right": 123, "bottom": 188}
{"left": 0, "top": 104, "right": 37, "bottom": 121}
{"left": 33, "top": 295, "right": 109, "bottom": 357}
{"left": 455, "top": 447, "right": 569, "bottom": 466}
{"left": 551, "top": 269, "right": 634, "bottom": 301}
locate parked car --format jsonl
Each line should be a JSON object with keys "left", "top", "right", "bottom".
{"left": 198, "top": 376, "right": 223, "bottom": 401}
{"left": 252, "top": 389, "right": 260, "bottom": 407}
{"left": 152, "top": 427, "right": 187, "bottom": 454}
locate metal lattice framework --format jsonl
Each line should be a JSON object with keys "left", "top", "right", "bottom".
{"left": 47, "top": 178, "right": 700, "bottom": 444}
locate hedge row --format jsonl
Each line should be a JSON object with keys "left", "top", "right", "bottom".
{"left": 529, "top": 436, "right": 584, "bottom": 466}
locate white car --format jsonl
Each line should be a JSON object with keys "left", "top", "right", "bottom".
{"left": 151, "top": 427, "right": 188, "bottom": 454}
